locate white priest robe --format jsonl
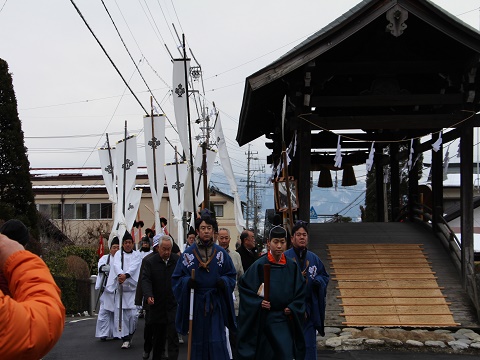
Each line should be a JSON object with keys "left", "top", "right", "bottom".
{"left": 95, "top": 253, "right": 116, "bottom": 338}
{"left": 106, "top": 250, "right": 142, "bottom": 339}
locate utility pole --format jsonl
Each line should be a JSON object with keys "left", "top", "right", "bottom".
{"left": 253, "top": 180, "right": 258, "bottom": 238}
{"left": 243, "top": 144, "right": 259, "bottom": 229}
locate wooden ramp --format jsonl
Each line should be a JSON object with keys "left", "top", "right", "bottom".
{"left": 328, "top": 243, "right": 460, "bottom": 327}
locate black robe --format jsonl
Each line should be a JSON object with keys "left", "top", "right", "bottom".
{"left": 237, "top": 255, "right": 306, "bottom": 360}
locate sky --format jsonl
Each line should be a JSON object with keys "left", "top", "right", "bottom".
{"left": 1, "top": 0, "right": 480, "bottom": 218}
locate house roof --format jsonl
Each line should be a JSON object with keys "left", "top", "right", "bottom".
{"left": 237, "top": 0, "right": 480, "bottom": 146}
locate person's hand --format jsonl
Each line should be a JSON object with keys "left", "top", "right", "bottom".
{"left": 118, "top": 273, "right": 127, "bottom": 284}
{"left": 101, "top": 264, "right": 110, "bottom": 274}
{"left": 216, "top": 279, "right": 225, "bottom": 291}
{"left": 147, "top": 296, "right": 154, "bottom": 305}
{"left": 0, "top": 234, "right": 24, "bottom": 269}
{"left": 187, "top": 278, "right": 196, "bottom": 289}
{"left": 261, "top": 300, "right": 270, "bottom": 310}
{"left": 284, "top": 307, "right": 291, "bottom": 315}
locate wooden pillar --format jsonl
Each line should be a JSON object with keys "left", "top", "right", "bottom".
{"left": 390, "top": 143, "right": 400, "bottom": 221}
{"left": 408, "top": 139, "right": 419, "bottom": 221}
{"left": 296, "top": 61, "right": 314, "bottom": 223}
{"left": 297, "top": 125, "right": 311, "bottom": 223}
{"left": 431, "top": 134, "right": 444, "bottom": 233}
{"left": 460, "top": 121, "right": 474, "bottom": 293}
{"left": 375, "top": 143, "right": 385, "bottom": 222}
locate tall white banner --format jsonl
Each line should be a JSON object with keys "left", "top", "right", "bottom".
{"left": 214, "top": 114, "right": 246, "bottom": 233}
{"left": 112, "top": 135, "right": 138, "bottom": 246}
{"left": 98, "top": 147, "right": 117, "bottom": 203}
{"left": 165, "top": 162, "right": 188, "bottom": 220}
{"left": 125, "top": 189, "right": 143, "bottom": 234}
{"left": 165, "top": 162, "right": 188, "bottom": 252}
{"left": 172, "top": 59, "right": 191, "bottom": 156}
{"left": 143, "top": 115, "right": 166, "bottom": 232}
{"left": 182, "top": 146, "right": 217, "bottom": 213}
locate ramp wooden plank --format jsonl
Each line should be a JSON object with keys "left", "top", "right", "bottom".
{"left": 329, "top": 243, "right": 458, "bottom": 327}
{"left": 340, "top": 297, "right": 451, "bottom": 306}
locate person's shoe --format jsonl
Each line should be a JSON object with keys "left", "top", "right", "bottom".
{"left": 142, "top": 351, "right": 150, "bottom": 359}
{"left": 100, "top": 336, "right": 107, "bottom": 341}
{"left": 121, "top": 341, "right": 131, "bottom": 349}
{"left": 178, "top": 334, "right": 184, "bottom": 344}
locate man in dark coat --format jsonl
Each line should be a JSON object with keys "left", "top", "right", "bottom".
{"left": 135, "top": 236, "right": 159, "bottom": 359}
{"left": 142, "top": 235, "right": 179, "bottom": 360}
{"left": 236, "top": 230, "right": 258, "bottom": 272}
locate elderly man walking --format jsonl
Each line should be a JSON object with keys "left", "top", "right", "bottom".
{"left": 142, "top": 235, "right": 179, "bottom": 360}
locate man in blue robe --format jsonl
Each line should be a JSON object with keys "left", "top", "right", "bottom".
{"left": 284, "top": 220, "right": 329, "bottom": 360}
{"left": 172, "top": 212, "right": 237, "bottom": 359}
{"left": 237, "top": 225, "right": 306, "bottom": 360}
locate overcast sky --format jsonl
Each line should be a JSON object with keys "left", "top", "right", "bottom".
{"left": 1, "top": 0, "right": 480, "bottom": 212}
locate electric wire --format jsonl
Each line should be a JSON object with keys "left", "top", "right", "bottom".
{"left": 69, "top": 0, "right": 148, "bottom": 115}
{"left": 100, "top": 0, "right": 179, "bottom": 137}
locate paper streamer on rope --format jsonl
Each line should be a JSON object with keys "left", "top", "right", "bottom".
{"left": 443, "top": 145, "right": 450, "bottom": 180}
{"left": 214, "top": 113, "right": 246, "bottom": 233}
{"left": 292, "top": 131, "right": 297, "bottom": 157}
{"left": 334, "top": 135, "right": 342, "bottom": 168}
{"left": 408, "top": 139, "right": 414, "bottom": 171}
{"left": 143, "top": 115, "right": 166, "bottom": 232}
{"left": 432, "top": 131, "right": 443, "bottom": 152}
{"left": 182, "top": 146, "right": 217, "bottom": 213}
{"left": 366, "top": 142, "right": 375, "bottom": 172}
{"left": 172, "top": 59, "right": 191, "bottom": 156}
{"left": 98, "top": 147, "right": 117, "bottom": 203}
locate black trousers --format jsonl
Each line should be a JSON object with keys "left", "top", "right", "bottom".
{"left": 152, "top": 321, "right": 179, "bottom": 360}
{"left": 144, "top": 309, "right": 153, "bottom": 353}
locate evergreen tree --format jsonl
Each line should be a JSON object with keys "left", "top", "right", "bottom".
{"left": 364, "top": 143, "right": 423, "bottom": 222}
{"left": 0, "top": 58, "right": 37, "bottom": 232}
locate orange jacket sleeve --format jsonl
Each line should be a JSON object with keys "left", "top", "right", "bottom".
{"left": 0, "top": 250, "right": 66, "bottom": 360}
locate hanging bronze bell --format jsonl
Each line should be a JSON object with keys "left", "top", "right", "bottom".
{"left": 317, "top": 168, "right": 333, "bottom": 188}
{"left": 341, "top": 166, "right": 357, "bottom": 186}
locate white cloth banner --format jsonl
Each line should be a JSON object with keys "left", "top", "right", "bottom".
{"left": 143, "top": 115, "right": 166, "bottom": 231}
{"left": 165, "top": 162, "right": 188, "bottom": 253}
{"left": 214, "top": 114, "right": 246, "bottom": 233}
{"left": 182, "top": 146, "right": 217, "bottom": 213}
{"left": 165, "top": 162, "right": 188, "bottom": 220}
{"left": 172, "top": 59, "right": 191, "bottom": 156}
{"left": 98, "top": 147, "right": 117, "bottom": 203}
{"left": 125, "top": 189, "right": 142, "bottom": 234}
{"left": 112, "top": 135, "right": 138, "bottom": 246}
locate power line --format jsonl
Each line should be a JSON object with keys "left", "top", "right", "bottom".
{"left": 0, "top": 0, "right": 8, "bottom": 14}
{"left": 100, "top": 0, "right": 178, "bottom": 134}
{"left": 69, "top": 0, "right": 148, "bottom": 115}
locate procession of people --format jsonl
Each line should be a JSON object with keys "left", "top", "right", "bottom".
{"left": 92, "top": 212, "right": 328, "bottom": 360}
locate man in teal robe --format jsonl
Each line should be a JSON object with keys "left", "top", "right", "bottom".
{"left": 237, "top": 225, "right": 306, "bottom": 360}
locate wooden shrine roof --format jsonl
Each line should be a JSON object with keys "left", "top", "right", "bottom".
{"left": 237, "top": 0, "right": 480, "bottom": 148}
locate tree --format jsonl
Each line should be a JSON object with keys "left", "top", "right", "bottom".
{"left": 364, "top": 143, "right": 423, "bottom": 222}
{"left": 0, "top": 58, "right": 37, "bottom": 234}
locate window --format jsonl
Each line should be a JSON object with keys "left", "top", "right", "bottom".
{"left": 213, "top": 204, "right": 224, "bottom": 217}
{"left": 38, "top": 204, "right": 51, "bottom": 216}
{"left": 37, "top": 203, "right": 113, "bottom": 220}
{"left": 63, "top": 204, "right": 75, "bottom": 219}
{"left": 90, "top": 203, "right": 113, "bottom": 219}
